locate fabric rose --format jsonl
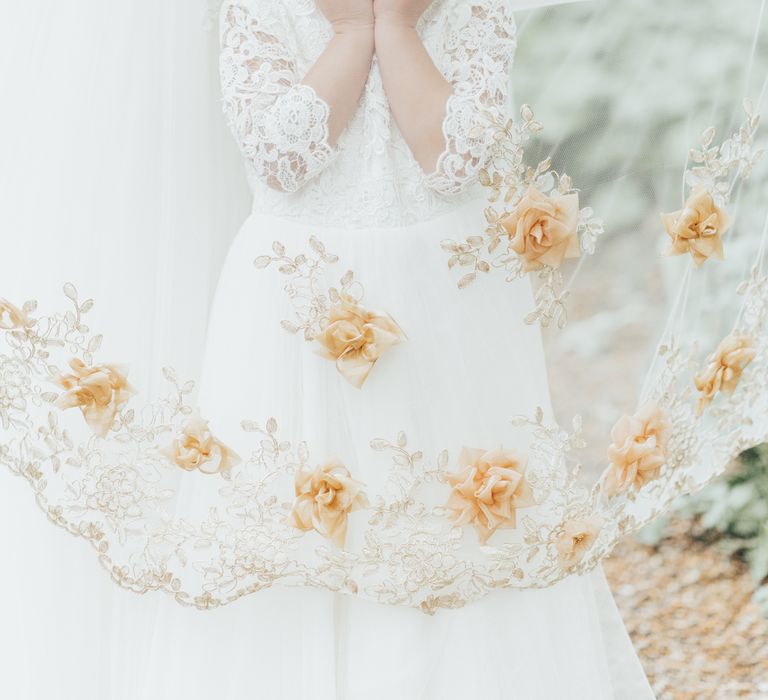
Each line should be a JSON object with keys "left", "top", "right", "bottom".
{"left": 53, "top": 358, "right": 135, "bottom": 437}
{"left": 162, "top": 414, "right": 241, "bottom": 476}
{"left": 554, "top": 515, "right": 603, "bottom": 569}
{"left": 0, "top": 298, "right": 28, "bottom": 330}
{"left": 289, "top": 460, "right": 368, "bottom": 547}
{"left": 500, "top": 186, "right": 581, "bottom": 272}
{"left": 314, "top": 295, "right": 406, "bottom": 389}
{"left": 604, "top": 401, "right": 671, "bottom": 497}
{"left": 445, "top": 447, "right": 535, "bottom": 544}
{"left": 694, "top": 334, "right": 756, "bottom": 416}
{"left": 661, "top": 186, "right": 730, "bottom": 267}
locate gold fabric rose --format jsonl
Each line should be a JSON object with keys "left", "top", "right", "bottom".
{"left": 314, "top": 295, "right": 406, "bottom": 389}
{"left": 445, "top": 447, "right": 535, "bottom": 544}
{"left": 289, "top": 460, "right": 368, "bottom": 547}
{"left": 162, "top": 415, "right": 241, "bottom": 476}
{"left": 0, "top": 298, "right": 28, "bottom": 330}
{"left": 604, "top": 401, "right": 671, "bottom": 497}
{"left": 500, "top": 186, "right": 581, "bottom": 272}
{"left": 694, "top": 334, "right": 756, "bottom": 416}
{"left": 53, "top": 358, "right": 135, "bottom": 437}
{"left": 554, "top": 515, "right": 603, "bottom": 569}
{"left": 661, "top": 186, "right": 730, "bottom": 267}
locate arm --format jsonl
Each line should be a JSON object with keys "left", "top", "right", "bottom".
{"left": 373, "top": 2, "right": 451, "bottom": 176}
{"left": 220, "top": 1, "right": 374, "bottom": 193}
{"left": 374, "top": 0, "right": 517, "bottom": 195}
{"left": 306, "top": 1, "right": 375, "bottom": 145}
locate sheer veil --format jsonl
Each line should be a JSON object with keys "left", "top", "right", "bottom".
{"left": 0, "top": 1, "right": 249, "bottom": 694}
{"left": 0, "top": 0, "right": 767, "bottom": 696}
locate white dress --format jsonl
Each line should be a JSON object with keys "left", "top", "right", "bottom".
{"left": 137, "top": 1, "right": 655, "bottom": 697}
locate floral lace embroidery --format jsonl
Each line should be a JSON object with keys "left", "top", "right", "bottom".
{"left": 441, "top": 103, "right": 763, "bottom": 329}
{"left": 0, "top": 257, "right": 765, "bottom": 613}
{"left": 441, "top": 105, "right": 605, "bottom": 328}
{"left": 661, "top": 101, "right": 762, "bottom": 266}
{"left": 219, "top": 2, "right": 336, "bottom": 193}
{"left": 423, "top": 2, "right": 517, "bottom": 196}
{"left": 218, "top": 0, "right": 517, "bottom": 227}
{"left": 254, "top": 236, "right": 406, "bottom": 388}
{"left": 0, "top": 10, "right": 766, "bottom": 616}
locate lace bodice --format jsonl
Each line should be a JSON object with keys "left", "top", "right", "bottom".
{"left": 219, "top": 0, "right": 517, "bottom": 228}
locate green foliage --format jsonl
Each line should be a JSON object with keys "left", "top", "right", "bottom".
{"left": 515, "top": 2, "right": 768, "bottom": 236}
{"left": 639, "top": 445, "right": 768, "bottom": 614}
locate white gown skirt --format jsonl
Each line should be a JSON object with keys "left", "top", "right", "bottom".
{"left": 136, "top": 196, "right": 655, "bottom": 700}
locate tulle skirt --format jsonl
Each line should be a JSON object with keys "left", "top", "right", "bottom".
{"left": 133, "top": 572, "right": 652, "bottom": 700}
{"left": 134, "top": 197, "right": 654, "bottom": 699}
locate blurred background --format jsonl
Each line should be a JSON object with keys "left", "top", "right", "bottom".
{"left": 515, "top": 2, "right": 768, "bottom": 696}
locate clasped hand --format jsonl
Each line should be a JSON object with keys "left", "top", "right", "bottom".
{"left": 316, "top": 0, "right": 435, "bottom": 34}
{"left": 311, "top": 0, "right": 448, "bottom": 174}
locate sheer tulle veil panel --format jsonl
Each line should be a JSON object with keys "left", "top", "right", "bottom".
{"left": 0, "top": 1, "right": 249, "bottom": 696}
{"left": 0, "top": 0, "right": 766, "bottom": 697}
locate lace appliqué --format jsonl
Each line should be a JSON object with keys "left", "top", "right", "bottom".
{"left": 441, "top": 104, "right": 605, "bottom": 328}
{"left": 219, "top": 2, "right": 336, "bottom": 193}
{"left": 254, "top": 236, "right": 347, "bottom": 340}
{"left": 256, "top": 85, "right": 334, "bottom": 193}
{"left": 441, "top": 102, "right": 763, "bottom": 329}
{"left": 218, "top": 0, "right": 518, "bottom": 227}
{"left": 0, "top": 260, "right": 766, "bottom": 613}
{"left": 254, "top": 237, "right": 406, "bottom": 388}
{"left": 424, "top": 2, "right": 517, "bottom": 196}
{"left": 661, "top": 101, "right": 763, "bottom": 266}
{"left": 424, "top": 95, "right": 500, "bottom": 196}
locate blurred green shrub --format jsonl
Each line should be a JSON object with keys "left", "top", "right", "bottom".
{"left": 639, "top": 445, "right": 768, "bottom": 614}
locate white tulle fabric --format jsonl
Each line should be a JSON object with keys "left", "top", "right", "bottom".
{"left": 121, "top": 3, "right": 653, "bottom": 695}
{"left": 220, "top": 0, "right": 516, "bottom": 225}
{"left": 144, "top": 197, "right": 654, "bottom": 699}
{"left": 132, "top": 571, "right": 651, "bottom": 700}
{"left": 0, "top": 1, "right": 247, "bottom": 698}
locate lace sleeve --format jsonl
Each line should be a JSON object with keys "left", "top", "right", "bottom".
{"left": 424, "top": 2, "right": 517, "bottom": 196}
{"left": 219, "top": 1, "right": 336, "bottom": 194}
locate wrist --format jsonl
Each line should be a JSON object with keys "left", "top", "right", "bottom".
{"left": 374, "top": 20, "right": 419, "bottom": 48}
{"left": 332, "top": 21, "right": 374, "bottom": 56}
{"left": 374, "top": 19, "right": 418, "bottom": 51}
{"left": 330, "top": 22, "right": 375, "bottom": 56}
{"left": 374, "top": 11, "right": 419, "bottom": 32}
{"left": 331, "top": 20, "right": 375, "bottom": 40}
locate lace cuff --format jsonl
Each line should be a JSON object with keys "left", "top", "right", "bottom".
{"left": 219, "top": 1, "right": 337, "bottom": 194}
{"left": 422, "top": 1, "right": 516, "bottom": 196}
{"left": 423, "top": 94, "right": 499, "bottom": 196}
{"left": 249, "top": 84, "right": 336, "bottom": 194}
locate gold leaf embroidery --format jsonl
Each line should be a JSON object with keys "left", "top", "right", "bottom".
{"left": 441, "top": 105, "right": 604, "bottom": 330}
{"left": 660, "top": 104, "right": 762, "bottom": 267}
{"left": 256, "top": 237, "right": 405, "bottom": 388}
{"left": 0, "top": 240, "right": 765, "bottom": 613}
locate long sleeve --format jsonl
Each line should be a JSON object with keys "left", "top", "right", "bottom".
{"left": 219, "top": 1, "right": 336, "bottom": 194}
{"left": 424, "top": 2, "right": 517, "bottom": 196}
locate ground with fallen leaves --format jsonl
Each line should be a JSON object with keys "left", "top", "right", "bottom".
{"left": 604, "top": 519, "right": 768, "bottom": 699}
